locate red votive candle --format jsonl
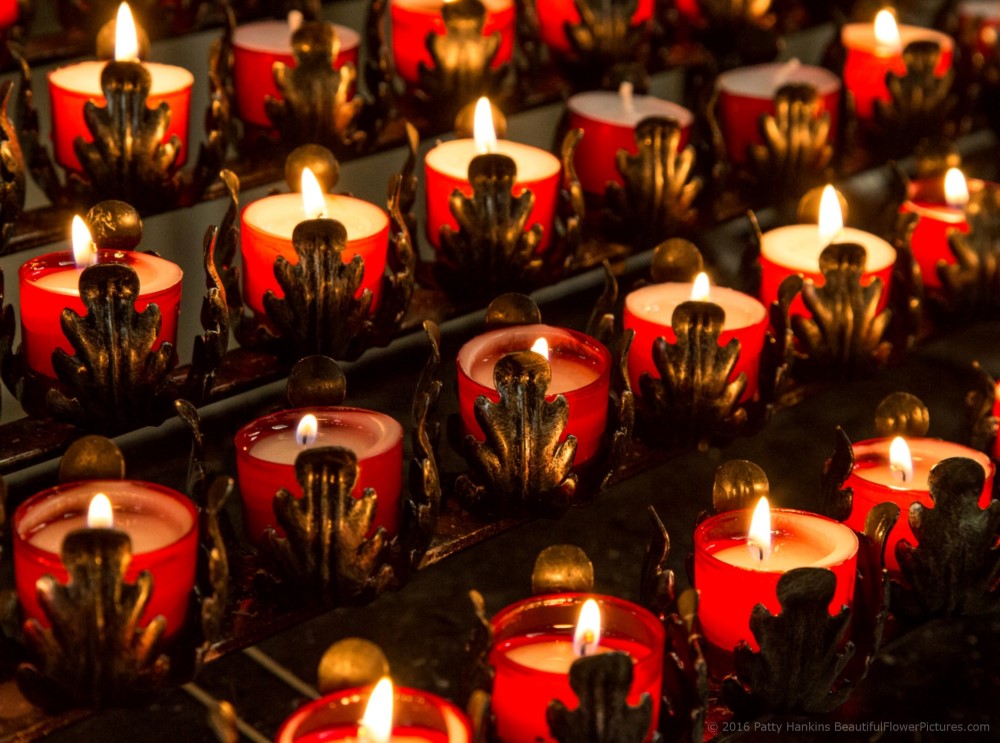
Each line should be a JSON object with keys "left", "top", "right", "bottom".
{"left": 489, "top": 593, "right": 664, "bottom": 743}
{"left": 390, "top": 0, "right": 515, "bottom": 85}
{"left": 716, "top": 60, "right": 841, "bottom": 165}
{"left": 19, "top": 229, "right": 183, "bottom": 380}
{"left": 232, "top": 18, "right": 360, "bottom": 128}
{"left": 567, "top": 84, "right": 693, "bottom": 195}
{"left": 959, "top": 1, "right": 1000, "bottom": 55}
{"left": 235, "top": 408, "right": 404, "bottom": 546}
{"left": 12, "top": 480, "right": 198, "bottom": 640}
{"left": 623, "top": 275, "right": 768, "bottom": 402}
{"left": 424, "top": 99, "right": 561, "bottom": 253}
{"left": 841, "top": 11, "right": 953, "bottom": 122}
{"left": 0, "top": 0, "right": 18, "bottom": 29}
{"left": 898, "top": 169, "right": 985, "bottom": 292}
{"left": 48, "top": 4, "right": 193, "bottom": 173}
{"left": 694, "top": 500, "right": 859, "bottom": 653}
{"left": 456, "top": 324, "right": 611, "bottom": 466}
{"left": 842, "top": 437, "right": 994, "bottom": 574}
{"left": 277, "top": 680, "right": 472, "bottom": 742}
{"left": 240, "top": 168, "right": 390, "bottom": 321}
{"left": 535, "top": 0, "right": 654, "bottom": 55}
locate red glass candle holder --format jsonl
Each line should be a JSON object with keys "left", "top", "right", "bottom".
{"left": 234, "top": 407, "right": 404, "bottom": 546}
{"left": 898, "top": 177, "right": 992, "bottom": 292}
{"left": 693, "top": 508, "right": 859, "bottom": 653}
{"left": 489, "top": 593, "right": 664, "bottom": 743}
{"left": 456, "top": 324, "right": 611, "bottom": 466}
{"left": 18, "top": 249, "right": 183, "bottom": 379}
{"left": 567, "top": 91, "right": 693, "bottom": 195}
{"left": 12, "top": 480, "right": 198, "bottom": 640}
{"left": 535, "top": 0, "right": 654, "bottom": 55}
{"left": 239, "top": 194, "right": 390, "bottom": 321}
{"left": 842, "top": 438, "right": 994, "bottom": 574}
{"left": 0, "top": 0, "right": 18, "bottom": 29}
{"left": 716, "top": 62, "right": 841, "bottom": 165}
{"left": 959, "top": 1, "right": 1000, "bottom": 55}
{"left": 390, "top": 0, "right": 515, "bottom": 85}
{"left": 48, "top": 60, "right": 194, "bottom": 173}
{"left": 232, "top": 20, "right": 360, "bottom": 128}
{"left": 424, "top": 139, "right": 561, "bottom": 253}
{"left": 841, "top": 23, "right": 953, "bottom": 122}
{"left": 276, "top": 683, "right": 472, "bottom": 742}
{"left": 623, "top": 283, "right": 768, "bottom": 402}
{"left": 758, "top": 226, "right": 896, "bottom": 320}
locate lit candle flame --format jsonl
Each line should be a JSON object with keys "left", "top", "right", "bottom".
{"left": 87, "top": 493, "right": 114, "bottom": 529}
{"left": 889, "top": 436, "right": 914, "bottom": 483}
{"left": 530, "top": 337, "right": 550, "bottom": 361}
{"left": 358, "top": 677, "right": 393, "bottom": 743}
{"left": 295, "top": 414, "right": 319, "bottom": 447}
{"left": 287, "top": 9, "right": 303, "bottom": 32}
{"left": 818, "top": 185, "right": 844, "bottom": 247}
{"left": 474, "top": 97, "right": 498, "bottom": 155}
{"left": 301, "top": 167, "right": 327, "bottom": 220}
{"left": 72, "top": 215, "right": 98, "bottom": 268}
{"left": 944, "top": 168, "right": 970, "bottom": 210}
{"left": 747, "top": 497, "right": 772, "bottom": 564}
{"left": 690, "top": 272, "right": 711, "bottom": 301}
{"left": 115, "top": 2, "right": 140, "bottom": 62}
{"left": 572, "top": 599, "right": 602, "bottom": 657}
{"left": 619, "top": 81, "right": 635, "bottom": 116}
{"left": 874, "top": 9, "right": 901, "bottom": 53}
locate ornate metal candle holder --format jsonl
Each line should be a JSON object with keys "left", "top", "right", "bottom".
{"left": 234, "top": 148, "right": 416, "bottom": 363}
{"left": 454, "top": 295, "right": 632, "bottom": 518}
{"left": 603, "top": 117, "right": 701, "bottom": 253}
{"left": 0, "top": 79, "right": 26, "bottom": 252}
{"left": 935, "top": 181, "right": 1000, "bottom": 319}
{"left": 2, "top": 199, "right": 228, "bottom": 434}
{"left": 15, "top": 436, "right": 230, "bottom": 710}
{"left": 966, "top": 361, "right": 999, "bottom": 459}
{"left": 682, "top": 0, "right": 780, "bottom": 72}
{"left": 433, "top": 129, "right": 585, "bottom": 300}
{"left": 15, "top": 29, "right": 228, "bottom": 214}
{"left": 869, "top": 40, "right": 957, "bottom": 158}
{"left": 262, "top": 325, "right": 442, "bottom": 604}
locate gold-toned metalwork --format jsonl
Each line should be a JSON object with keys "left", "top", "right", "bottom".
{"left": 819, "top": 427, "right": 854, "bottom": 522}
{"left": 463, "top": 589, "right": 495, "bottom": 719}
{"left": 46, "top": 264, "right": 177, "bottom": 434}
{"left": 209, "top": 700, "right": 239, "bottom": 743}
{"left": 531, "top": 545, "right": 595, "bottom": 595}
{"left": 0, "top": 80, "right": 25, "bottom": 253}
{"left": 417, "top": 0, "right": 507, "bottom": 117}
{"left": 547, "top": 653, "right": 653, "bottom": 743}
{"left": 436, "top": 153, "right": 544, "bottom": 298}
{"left": 485, "top": 293, "right": 542, "bottom": 328}
{"left": 747, "top": 83, "right": 833, "bottom": 202}
{"left": 864, "top": 501, "right": 901, "bottom": 573}
{"left": 638, "top": 301, "right": 747, "bottom": 447}
{"left": 317, "top": 638, "right": 390, "bottom": 695}
{"left": 213, "top": 170, "right": 242, "bottom": 323}
{"left": 605, "top": 117, "right": 701, "bottom": 252}
{"left": 872, "top": 40, "right": 956, "bottom": 155}
{"left": 198, "top": 476, "right": 232, "bottom": 649}
{"left": 57, "top": 435, "right": 126, "bottom": 483}
{"left": 938, "top": 182, "right": 1000, "bottom": 317}
{"left": 17, "top": 529, "right": 170, "bottom": 708}
{"left": 456, "top": 351, "right": 578, "bottom": 515}
{"left": 895, "top": 457, "right": 1000, "bottom": 618}
{"left": 640, "top": 507, "right": 675, "bottom": 620}
{"left": 601, "top": 330, "right": 635, "bottom": 492}
{"left": 793, "top": 243, "right": 892, "bottom": 375}
{"left": 874, "top": 392, "right": 930, "bottom": 438}
{"left": 267, "top": 21, "right": 367, "bottom": 156}
{"left": 649, "top": 238, "right": 704, "bottom": 284}
{"left": 585, "top": 262, "right": 618, "bottom": 347}
{"left": 287, "top": 355, "right": 349, "bottom": 409}
{"left": 966, "top": 361, "right": 999, "bottom": 457}
{"left": 265, "top": 447, "right": 395, "bottom": 601}
{"left": 558, "top": 127, "right": 587, "bottom": 270}
{"left": 558, "top": 0, "right": 651, "bottom": 89}
{"left": 712, "top": 460, "right": 769, "bottom": 513}
{"left": 722, "top": 568, "right": 854, "bottom": 716}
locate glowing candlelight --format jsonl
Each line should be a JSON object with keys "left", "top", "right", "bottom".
{"left": 690, "top": 272, "right": 711, "bottom": 301}
{"left": 301, "top": 168, "right": 327, "bottom": 219}
{"left": 71, "top": 215, "right": 98, "bottom": 268}
{"left": 747, "top": 496, "right": 772, "bottom": 564}
{"left": 86, "top": 493, "right": 115, "bottom": 529}
{"left": 889, "top": 436, "right": 914, "bottom": 483}
{"left": 818, "top": 185, "right": 844, "bottom": 247}
{"left": 295, "top": 414, "right": 319, "bottom": 447}
{"left": 572, "top": 598, "right": 602, "bottom": 657}
{"left": 115, "top": 2, "right": 140, "bottom": 62}
{"left": 874, "top": 8, "right": 901, "bottom": 53}
{"left": 474, "top": 97, "right": 498, "bottom": 154}
{"left": 358, "top": 677, "right": 393, "bottom": 743}
{"left": 944, "top": 168, "right": 970, "bottom": 210}
{"left": 530, "top": 337, "right": 550, "bottom": 360}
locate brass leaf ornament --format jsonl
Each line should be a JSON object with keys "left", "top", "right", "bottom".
{"left": 938, "top": 182, "right": 1000, "bottom": 318}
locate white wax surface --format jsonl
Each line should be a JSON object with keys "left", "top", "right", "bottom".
{"left": 961, "top": 1, "right": 1000, "bottom": 20}
{"left": 20, "top": 481, "right": 193, "bottom": 554}
{"left": 49, "top": 60, "right": 195, "bottom": 96}
{"left": 567, "top": 91, "right": 693, "bottom": 128}
{"left": 243, "top": 193, "right": 388, "bottom": 241}
{"left": 504, "top": 640, "right": 612, "bottom": 674}
{"left": 233, "top": 19, "right": 360, "bottom": 54}
{"left": 841, "top": 23, "right": 954, "bottom": 55}
{"left": 712, "top": 516, "right": 857, "bottom": 571}
{"left": 27, "top": 251, "right": 183, "bottom": 295}
{"left": 468, "top": 348, "right": 600, "bottom": 393}
{"left": 716, "top": 62, "right": 841, "bottom": 99}
{"left": 393, "top": 0, "right": 512, "bottom": 12}
{"left": 760, "top": 225, "right": 896, "bottom": 274}
{"left": 625, "top": 283, "right": 766, "bottom": 329}
{"left": 714, "top": 538, "right": 829, "bottom": 570}
{"left": 853, "top": 438, "right": 987, "bottom": 490}
{"left": 249, "top": 415, "right": 399, "bottom": 465}
{"left": 425, "top": 139, "right": 561, "bottom": 183}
